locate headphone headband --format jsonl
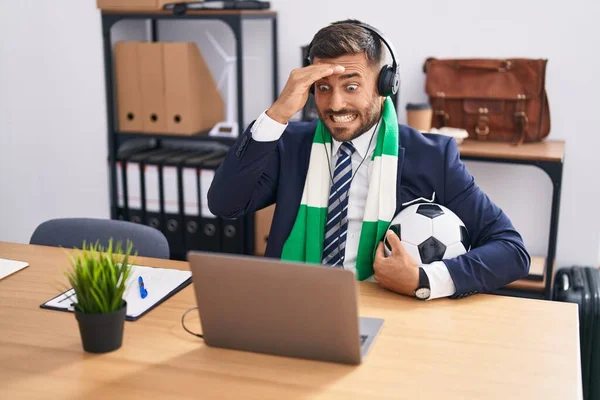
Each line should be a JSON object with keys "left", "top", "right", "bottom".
{"left": 348, "top": 22, "right": 398, "bottom": 71}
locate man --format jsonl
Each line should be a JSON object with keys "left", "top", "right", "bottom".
{"left": 208, "top": 19, "right": 530, "bottom": 300}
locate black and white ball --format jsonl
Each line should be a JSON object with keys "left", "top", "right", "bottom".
{"left": 384, "top": 203, "right": 471, "bottom": 264}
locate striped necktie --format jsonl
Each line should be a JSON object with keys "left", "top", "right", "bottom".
{"left": 322, "top": 141, "right": 355, "bottom": 267}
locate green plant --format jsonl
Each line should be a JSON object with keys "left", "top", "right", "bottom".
{"left": 65, "top": 240, "right": 135, "bottom": 314}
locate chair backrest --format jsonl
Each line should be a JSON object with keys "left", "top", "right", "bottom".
{"left": 30, "top": 218, "right": 170, "bottom": 259}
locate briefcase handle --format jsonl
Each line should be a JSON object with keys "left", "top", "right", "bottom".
{"left": 450, "top": 59, "right": 512, "bottom": 72}
{"left": 423, "top": 57, "right": 512, "bottom": 73}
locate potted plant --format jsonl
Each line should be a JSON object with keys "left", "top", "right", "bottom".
{"left": 64, "top": 239, "right": 134, "bottom": 353}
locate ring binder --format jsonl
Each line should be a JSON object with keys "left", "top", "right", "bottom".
{"left": 162, "top": 148, "right": 214, "bottom": 260}
{"left": 182, "top": 151, "right": 227, "bottom": 254}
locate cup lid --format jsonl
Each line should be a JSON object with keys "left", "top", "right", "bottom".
{"left": 406, "top": 103, "right": 431, "bottom": 110}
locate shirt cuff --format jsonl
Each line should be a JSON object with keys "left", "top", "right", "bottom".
{"left": 250, "top": 110, "right": 288, "bottom": 142}
{"left": 422, "top": 261, "right": 456, "bottom": 300}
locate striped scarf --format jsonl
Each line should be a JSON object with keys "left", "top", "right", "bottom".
{"left": 280, "top": 97, "right": 398, "bottom": 280}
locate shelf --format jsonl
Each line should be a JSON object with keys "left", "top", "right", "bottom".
{"left": 100, "top": 9, "right": 277, "bottom": 22}
{"left": 102, "top": 9, "right": 276, "bottom": 16}
{"left": 116, "top": 131, "right": 237, "bottom": 146}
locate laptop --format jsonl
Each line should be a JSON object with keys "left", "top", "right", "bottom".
{"left": 188, "top": 251, "right": 384, "bottom": 365}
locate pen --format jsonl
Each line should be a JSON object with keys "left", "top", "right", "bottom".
{"left": 138, "top": 276, "right": 148, "bottom": 299}
{"left": 58, "top": 290, "right": 76, "bottom": 303}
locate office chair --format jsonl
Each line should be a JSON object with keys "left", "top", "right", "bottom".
{"left": 30, "top": 218, "right": 170, "bottom": 259}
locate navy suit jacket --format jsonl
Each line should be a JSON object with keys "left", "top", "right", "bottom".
{"left": 208, "top": 120, "right": 531, "bottom": 298}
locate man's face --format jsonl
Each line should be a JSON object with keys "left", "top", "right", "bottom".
{"left": 313, "top": 52, "right": 383, "bottom": 142}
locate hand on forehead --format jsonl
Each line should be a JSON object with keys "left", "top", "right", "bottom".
{"left": 312, "top": 53, "right": 372, "bottom": 79}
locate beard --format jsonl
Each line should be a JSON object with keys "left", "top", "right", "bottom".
{"left": 317, "top": 97, "right": 382, "bottom": 142}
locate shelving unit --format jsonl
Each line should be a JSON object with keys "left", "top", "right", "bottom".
{"left": 100, "top": 8, "right": 279, "bottom": 258}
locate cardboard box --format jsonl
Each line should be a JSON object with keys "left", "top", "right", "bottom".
{"left": 137, "top": 42, "right": 168, "bottom": 133}
{"left": 113, "top": 40, "right": 224, "bottom": 135}
{"left": 163, "top": 42, "right": 224, "bottom": 135}
{"left": 114, "top": 42, "right": 143, "bottom": 132}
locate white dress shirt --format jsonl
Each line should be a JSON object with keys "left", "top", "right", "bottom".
{"left": 250, "top": 111, "right": 457, "bottom": 300}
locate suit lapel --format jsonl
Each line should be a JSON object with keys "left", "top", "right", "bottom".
{"left": 395, "top": 144, "right": 405, "bottom": 216}
{"left": 280, "top": 131, "right": 314, "bottom": 245}
{"left": 296, "top": 134, "right": 313, "bottom": 200}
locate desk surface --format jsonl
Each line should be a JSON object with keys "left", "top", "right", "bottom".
{"left": 458, "top": 139, "right": 565, "bottom": 162}
{"left": 0, "top": 242, "right": 582, "bottom": 400}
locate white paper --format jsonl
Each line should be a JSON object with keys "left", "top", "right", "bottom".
{"left": 145, "top": 165, "right": 160, "bottom": 212}
{"left": 163, "top": 166, "right": 179, "bottom": 213}
{"left": 116, "top": 162, "right": 124, "bottom": 207}
{"left": 183, "top": 167, "right": 199, "bottom": 216}
{"left": 200, "top": 169, "right": 216, "bottom": 218}
{"left": 42, "top": 265, "right": 191, "bottom": 319}
{"left": 0, "top": 258, "right": 29, "bottom": 280}
{"left": 127, "top": 162, "right": 141, "bottom": 209}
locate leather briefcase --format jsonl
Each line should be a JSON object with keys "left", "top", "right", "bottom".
{"left": 423, "top": 58, "right": 551, "bottom": 144}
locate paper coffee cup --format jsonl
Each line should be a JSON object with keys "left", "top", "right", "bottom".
{"left": 406, "top": 103, "right": 433, "bottom": 132}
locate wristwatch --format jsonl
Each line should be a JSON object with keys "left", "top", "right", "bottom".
{"left": 414, "top": 267, "right": 431, "bottom": 300}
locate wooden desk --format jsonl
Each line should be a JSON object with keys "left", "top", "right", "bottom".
{"left": 458, "top": 139, "right": 565, "bottom": 163}
{"left": 457, "top": 139, "right": 566, "bottom": 299}
{"left": 0, "top": 242, "right": 581, "bottom": 399}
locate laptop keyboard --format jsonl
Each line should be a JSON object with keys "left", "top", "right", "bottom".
{"left": 359, "top": 334, "right": 368, "bottom": 346}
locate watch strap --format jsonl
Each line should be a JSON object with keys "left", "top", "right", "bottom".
{"left": 418, "top": 267, "right": 430, "bottom": 289}
{"left": 415, "top": 267, "right": 431, "bottom": 300}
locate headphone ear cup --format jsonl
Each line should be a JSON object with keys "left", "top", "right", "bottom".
{"left": 303, "top": 55, "right": 311, "bottom": 68}
{"left": 377, "top": 65, "right": 397, "bottom": 97}
{"left": 304, "top": 55, "right": 315, "bottom": 95}
{"left": 391, "top": 67, "right": 400, "bottom": 96}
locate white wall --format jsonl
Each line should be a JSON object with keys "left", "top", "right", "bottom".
{"left": 1, "top": 0, "right": 599, "bottom": 268}
{"left": 0, "top": 0, "right": 110, "bottom": 243}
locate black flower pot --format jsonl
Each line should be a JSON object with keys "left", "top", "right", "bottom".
{"left": 75, "top": 302, "right": 127, "bottom": 354}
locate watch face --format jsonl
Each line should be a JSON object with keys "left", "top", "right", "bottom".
{"left": 415, "top": 287, "right": 431, "bottom": 300}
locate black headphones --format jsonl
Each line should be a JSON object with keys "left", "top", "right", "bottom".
{"left": 304, "top": 21, "right": 400, "bottom": 98}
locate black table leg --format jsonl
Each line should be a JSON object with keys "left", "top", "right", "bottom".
{"left": 537, "top": 160, "right": 564, "bottom": 299}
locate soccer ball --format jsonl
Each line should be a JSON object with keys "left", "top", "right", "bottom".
{"left": 383, "top": 203, "right": 471, "bottom": 264}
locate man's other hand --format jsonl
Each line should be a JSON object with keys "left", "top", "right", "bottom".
{"left": 373, "top": 230, "right": 420, "bottom": 297}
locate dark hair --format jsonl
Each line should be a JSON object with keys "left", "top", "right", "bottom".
{"left": 307, "top": 19, "right": 384, "bottom": 67}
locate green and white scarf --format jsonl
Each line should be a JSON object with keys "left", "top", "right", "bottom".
{"left": 281, "top": 97, "right": 398, "bottom": 280}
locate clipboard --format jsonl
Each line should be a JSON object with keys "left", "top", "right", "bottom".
{"left": 40, "top": 265, "right": 191, "bottom": 321}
